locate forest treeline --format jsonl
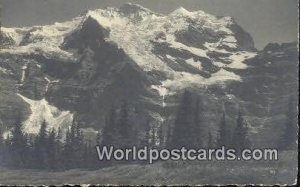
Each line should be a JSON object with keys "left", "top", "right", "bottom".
{"left": 0, "top": 91, "right": 297, "bottom": 171}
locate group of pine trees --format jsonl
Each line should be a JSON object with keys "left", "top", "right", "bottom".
{"left": 99, "top": 91, "right": 297, "bottom": 153}
{"left": 101, "top": 101, "right": 137, "bottom": 149}
{"left": 0, "top": 114, "right": 99, "bottom": 171}
{"left": 0, "top": 91, "right": 297, "bottom": 171}
{"left": 166, "top": 91, "right": 251, "bottom": 153}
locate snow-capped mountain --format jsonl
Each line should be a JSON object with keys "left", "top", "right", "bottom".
{"left": 2, "top": 3, "right": 256, "bottom": 88}
{"left": 0, "top": 3, "right": 297, "bottom": 146}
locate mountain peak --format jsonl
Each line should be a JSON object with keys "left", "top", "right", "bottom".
{"left": 62, "top": 15, "right": 109, "bottom": 50}
{"left": 170, "top": 6, "right": 192, "bottom": 16}
{"left": 173, "top": 6, "right": 190, "bottom": 14}
{"left": 119, "top": 3, "right": 153, "bottom": 15}
{"left": 169, "top": 6, "right": 211, "bottom": 19}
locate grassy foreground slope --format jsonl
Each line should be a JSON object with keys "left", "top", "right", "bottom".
{"left": 0, "top": 151, "right": 297, "bottom": 185}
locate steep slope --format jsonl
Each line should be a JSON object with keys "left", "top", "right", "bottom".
{"left": 84, "top": 4, "right": 257, "bottom": 94}
{"left": 228, "top": 42, "right": 298, "bottom": 146}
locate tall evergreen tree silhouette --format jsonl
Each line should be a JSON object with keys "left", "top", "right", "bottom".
{"left": 192, "top": 96, "right": 204, "bottom": 147}
{"left": 2, "top": 134, "right": 11, "bottom": 167}
{"left": 140, "top": 118, "right": 151, "bottom": 148}
{"left": 167, "top": 91, "right": 203, "bottom": 149}
{"left": 65, "top": 117, "right": 84, "bottom": 168}
{"left": 232, "top": 109, "right": 251, "bottom": 153}
{"left": 117, "top": 101, "right": 133, "bottom": 148}
{"left": 54, "top": 127, "right": 63, "bottom": 170}
{"left": 10, "top": 111, "right": 28, "bottom": 168}
{"left": 46, "top": 128, "right": 57, "bottom": 170}
{"left": 149, "top": 124, "right": 156, "bottom": 148}
{"left": 279, "top": 96, "right": 298, "bottom": 150}
{"left": 34, "top": 120, "right": 48, "bottom": 169}
{"left": 74, "top": 122, "right": 84, "bottom": 167}
{"left": 96, "top": 131, "right": 101, "bottom": 145}
{"left": 61, "top": 127, "right": 73, "bottom": 169}
{"left": 217, "top": 111, "right": 231, "bottom": 147}
{"left": 102, "top": 105, "right": 119, "bottom": 146}
{"left": 83, "top": 141, "right": 94, "bottom": 168}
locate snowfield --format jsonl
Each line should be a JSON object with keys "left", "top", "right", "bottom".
{"left": 0, "top": 18, "right": 82, "bottom": 61}
{"left": 1, "top": 4, "right": 257, "bottom": 96}
{"left": 17, "top": 94, "right": 73, "bottom": 134}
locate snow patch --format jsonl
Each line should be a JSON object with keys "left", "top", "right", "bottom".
{"left": 226, "top": 52, "right": 257, "bottom": 69}
{"left": 1, "top": 27, "right": 23, "bottom": 45}
{"left": 166, "top": 54, "right": 177, "bottom": 61}
{"left": 158, "top": 69, "right": 240, "bottom": 94}
{"left": 209, "top": 69, "right": 241, "bottom": 83}
{"left": 210, "top": 51, "right": 257, "bottom": 69}
{"left": 166, "top": 35, "right": 209, "bottom": 58}
{"left": 17, "top": 94, "right": 73, "bottom": 134}
{"left": 185, "top": 58, "right": 202, "bottom": 70}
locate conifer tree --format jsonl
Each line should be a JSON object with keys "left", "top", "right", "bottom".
{"left": 96, "top": 131, "right": 101, "bottom": 145}
{"left": 3, "top": 134, "right": 13, "bottom": 167}
{"left": 232, "top": 109, "right": 251, "bottom": 153}
{"left": 102, "top": 102, "right": 134, "bottom": 148}
{"left": 158, "top": 124, "right": 164, "bottom": 148}
{"left": 61, "top": 128, "right": 73, "bottom": 169}
{"left": 47, "top": 128, "right": 57, "bottom": 170}
{"left": 139, "top": 118, "right": 151, "bottom": 148}
{"left": 167, "top": 91, "right": 203, "bottom": 149}
{"left": 279, "top": 96, "right": 298, "bottom": 150}
{"left": 34, "top": 120, "right": 48, "bottom": 169}
{"left": 102, "top": 106, "right": 118, "bottom": 147}
{"left": 55, "top": 127, "right": 63, "bottom": 170}
{"left": 168, "top": 91, "right": 193, "bottom": 148}
{"left": 216, "top": 111, "right": 231, "bottom": 148}
{"left": 74, "top": 122, "right": 84, "bottom": 167}
{"left": 10, "top": 111, "right": 28, "bottom": 168}
{"left": 140, "top": 118, "right": 157, "bottom": 148}
{"left": 117, "top": 101, "right": 132, "bottom": 148}
{"left": 66, "top": 117, "right": 83, "bottom": 168}
{"left": 83, "top": 142, "right": 91, "bottom": 168}
{"left": 84, "top": 140, "right": 98, "bottom": 169}
{"left": 192, "top": 96, "right": 204, "bottom": 147}
{"left": 149, "top": 123, "right": 156, "bottom": 148}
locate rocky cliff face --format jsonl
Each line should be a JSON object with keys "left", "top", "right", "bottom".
{"left": 0, "top": 3, "right": 298, "bottom": 147}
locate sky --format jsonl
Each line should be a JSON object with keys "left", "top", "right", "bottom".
{"left": 1, "top": 0, "right": 298, "bottom": 49}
